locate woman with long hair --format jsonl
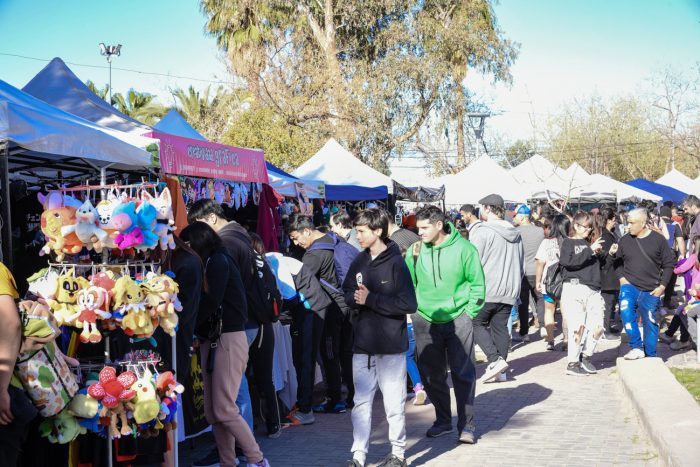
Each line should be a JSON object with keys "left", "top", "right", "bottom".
{"left": 535, "top": 215, "right": 569, "bottom": 351}
{"left": 598, "top": 207, "right": 621, "bottom": 338}
{"left": 559, "top": 211, "right": 606, "bottom": 376}
{"left": 180, "top": 222, "right": 270, "bottom": 467}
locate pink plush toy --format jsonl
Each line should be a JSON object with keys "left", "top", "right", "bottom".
{"left": 112, "top": 202, "right": 144, "bottom": 250}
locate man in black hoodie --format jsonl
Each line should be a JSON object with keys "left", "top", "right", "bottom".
{"left": 342, "top": 209, "right": 417, "bottom": 467}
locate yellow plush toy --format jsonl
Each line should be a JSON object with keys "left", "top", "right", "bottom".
{"left": 143, "top": 272, "right": 181, "bottom": 336}
{"left": 129, "top": 369, "right": 161, "bottom": 424}
{"left": 49, "top": 272, "right": 89, "bottom": 326}
{"left": 112, "top": 276, "right": 152, "bottom": 336}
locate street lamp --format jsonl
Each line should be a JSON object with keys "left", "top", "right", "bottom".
{"left": 99, "top": 43, "right": 121, "bottom": 104}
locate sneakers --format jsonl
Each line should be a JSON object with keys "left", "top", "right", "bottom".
{"left": 288, "top": 409, "right": 315, "bottom": 425}
{"left": 413, "top": 384, "right": 427, "bottom": 406}
{"left": 246, "top": 459, "right": 270, "bottom": 467}
{"left": 267, "top": 424, "right": 282, "bottom": 438}
{"left": 193, "top": 448, "right": 220, "bottom": 467}
{"left": 624, "top": 348, "right": 645, "bottom": 360}
{"left": 485, "top": 371, "right": 507, "bottom": 384}
{"left": 480, "top": 357, "right": 509, "bottom": 383}
{"left": 580, "top": 355, "right": 597, "bottom": 374}
{"left": 659, "top": 333, "right": 675, "bottom": 345}
{"left": 426, "top": 423, "right": 454, "bottom": 438}
{"left": 540, "top": 327, "right": 548, "bottom": 338}
{"left": 560, "top": 341, "right": 568, "bottom": 352}
{"left": 566, "top": 362, "right": 589, "bottom": 376}
{"left": 377, "top": 454, "right": 407, "bottom": 467}
{"left": 312, "top": 400, "right": 347, "bottom": 413}
{"left": 603, "top": 331, "right": 620, "bottom": 341}
{"left": 346, "top": 460, "right": 363, "bottom": 467}
{"left": 545, "top": 341, "right": 555, "bottom": 351}
{"left": 670, "top": 340, "right": 690, "bottom": 351}
{"left": 458, "top": 427, "right": 476, "bottom": 444}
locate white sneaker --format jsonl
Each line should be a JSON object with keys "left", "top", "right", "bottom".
{"left": 670, "top": 340, "right": 690, "bottom": 351}
{"left": 624, "top": 348, "right": 645, "bottom": 360}
{"left": 480, "top": 357, "right": 509, "bottom": 383}
{"left": 413, "top": 384, "right": 427, "bottom": 406}
{"left": 495, "top": 371, "right": 507, "bottom": 382}
{"left": 540, "top": 327, "right": 548, "bottom": 338}
{"left": 247, "top": 459, "right": 271, "bottom": 467}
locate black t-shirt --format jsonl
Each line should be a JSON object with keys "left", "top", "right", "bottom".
{"left": 616, "top": 231, "right": 677, "bottom": 291}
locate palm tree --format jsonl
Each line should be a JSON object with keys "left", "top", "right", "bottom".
{"left": 85, "top": 80, "right": 110, "bottom": 101}
{"left": 171, "top": 85, "right": 212, "bottom": 123}
{"left": 111, "top": 89, "right": 168, "bottom": 125}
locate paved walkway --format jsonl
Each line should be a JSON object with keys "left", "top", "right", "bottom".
{"left": 181, "top": 330, "right": 660, "bottom": 466}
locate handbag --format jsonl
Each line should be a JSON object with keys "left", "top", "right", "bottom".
{"left": 544, "top": 239, "right": 564, "bottom": 300}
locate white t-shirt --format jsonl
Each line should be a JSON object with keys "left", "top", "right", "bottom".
{"left": 535, "top": 238, "right": 560, "bottom": 292}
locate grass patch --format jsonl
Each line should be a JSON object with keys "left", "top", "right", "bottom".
{"left": 670, "top": 368, "right": 700, "bottom": 404}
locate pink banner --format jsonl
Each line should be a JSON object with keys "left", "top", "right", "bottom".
{"left": 147, "top": 131, "right": 269, "bottom": 184}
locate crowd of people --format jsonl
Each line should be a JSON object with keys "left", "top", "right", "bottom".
{"left": 2, "top": 191, "right": 700, "bottom": 467}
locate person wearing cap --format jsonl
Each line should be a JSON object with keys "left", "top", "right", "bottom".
{"left": 469, "top": 194, "right": 524, "bottom": 383}
{"left": 512, "top": 204, "right": 544, "bottom": 342}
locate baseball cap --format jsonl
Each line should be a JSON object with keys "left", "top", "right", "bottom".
{"left": 515, "top": 204, "right": 531, "bottom": 216}
{"left": 479, "top": 194, "right": 505, "bottom": 207}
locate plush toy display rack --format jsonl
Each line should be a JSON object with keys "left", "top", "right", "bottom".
{"left": 26, "top": 176, "right": 183, "bottom": 467}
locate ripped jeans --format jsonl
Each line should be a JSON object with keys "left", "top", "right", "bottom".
{"left": 619, "top": 283, "right": 660, "bottom": 357}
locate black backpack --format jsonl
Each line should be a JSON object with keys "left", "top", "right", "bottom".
{"left": 246, "top": 249, "right": 282, "bottom": 324}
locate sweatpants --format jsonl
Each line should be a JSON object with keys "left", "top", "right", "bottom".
{"left": 321, "top": 303, "right": 355, "bottom": 405}
{"left": 248, "top": 322, "right": 281, "bottom": 433}
{"left": 201, "top": 332, "right": 263, "bottom": 467}
{"left": 472, "top": 302, "right": 512, "bottom": 363}
{"left": 290, "top": 304, "right": 325, "bottom": 413}
{"left": 518, "top": 275, "right": 542, "bottom": 336}
{"left": 351, "top": 353, "right": 407, "bottom": 464}
{"left": 561, "top": 282, "right": 604, "bottom": 364}
{"left": 412, "top": 312, "right": 476, "bottom": 432}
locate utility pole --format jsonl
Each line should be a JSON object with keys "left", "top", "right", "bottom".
{"left": 99, "top": 43, "right": 121, "bottom": 104}
{"left": 467, "top": 112, "right": 490, "bottom": 163}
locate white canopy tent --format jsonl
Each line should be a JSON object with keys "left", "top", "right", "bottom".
{"left": 439, "top": 155, "right": 528, "bottom": 205}
{"left": 656, "top": 169, "right": 698, "bottom": 196}
{"left": 576, "top": 173, "right": 661, "bottom": 203}
{"left": 293, "top": 138, "right": 392, "bottom": 192}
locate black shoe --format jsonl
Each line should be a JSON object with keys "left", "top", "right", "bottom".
{"left": 426, "top": 423, "right": 454, "bottom": 438}
{"left": 346, "top": 460, "right": 364, "bottom": 467}
{"left": 377, "top": 454, "right": 407, "bottom": 467}
{"left": 193, "top": 447, "right": 220, "bottom": 467}
{"left": 566, "top": 362, "right": 589, "bottom": 376}
{"left": 608, "top": 325, "right": 621, "bottom": 334}
{"left": 560, "top": 341, "right": 568, "bottom": 352}
{"left": 267, "top": 423, "right": 282, "bottom": 438}
{"left": 580, "top": 356, "right": 597, "bottom": 374}
{"left": 603, "top": 331, "right": 620, "bottom": 341}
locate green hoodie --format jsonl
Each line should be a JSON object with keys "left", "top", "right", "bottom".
{"left": 405, "top": 223, "right": 485, "bottom": 323}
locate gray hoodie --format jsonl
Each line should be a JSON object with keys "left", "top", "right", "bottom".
{"left": 469, "top": 220, "right": 524, "bottom": 305}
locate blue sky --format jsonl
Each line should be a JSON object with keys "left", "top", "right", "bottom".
{"left": 1, "top": 0, "right": 699, "bottom": 181}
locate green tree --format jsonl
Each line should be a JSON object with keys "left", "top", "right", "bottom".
{"left": 502, "top": 139, "right": 535, "bottom": 169}
{"left": 200, "top": 0, "right": 517, "bottom": 170}
{"left": 85, "top": 80, "right": 110, "bottom": 102}
{"left": 111, "top": 89, "right": 168, "bottom": 125}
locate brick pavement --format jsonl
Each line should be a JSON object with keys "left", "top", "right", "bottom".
{"left": 180, "top": 329, "right": 659, "bottom": 466}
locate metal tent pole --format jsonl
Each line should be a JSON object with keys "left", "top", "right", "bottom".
{"left": 0, "top": 144, "right": 12, "bottom": 269}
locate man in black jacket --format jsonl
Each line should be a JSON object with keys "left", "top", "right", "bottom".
{"left": 342, "top": 209, "right": 417, "bottom": 467}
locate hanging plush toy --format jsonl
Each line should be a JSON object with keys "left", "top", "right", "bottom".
{"left": 142, "top": 188, "right": 176, "bottom": 250}
{"left": 67, "top": 386, "right": 103, "bottom": 434}
{"left": 61, "top": 199, "right": 109, "bottom": 253}
{"left": 87, "top": 367, "right": 137, "bottom": 438}
{"left": 135, "top": 200, "right": 159, "bottom": 251}
{"left": 112, "top": 202, "right": 144, "bottom": 250}
{"left": 143, "top": 272, "right": 181, "bottom": 336}
{"left": 38, "top": 193, "right": 83, "bottom": 261}
{"left": 129, "top": 369, "right": 161, "bottom": 425}
{"left": 27, "top": 268, "right": 59, "bottom": 301}
{"left": 112, "top": 276, "right": 153, "bottom": 336}
{"left": 68, "top": 286, "right": 111, "bottom": 343}
{"left": 48, "top": 271, "right": 87, "bottom": 326}
{"left": 39, "top": 409, "right": 86, "bottom": 444}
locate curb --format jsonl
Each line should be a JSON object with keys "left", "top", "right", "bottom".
{"left": 617, "top": 357, "right": 700, "bottom": 467}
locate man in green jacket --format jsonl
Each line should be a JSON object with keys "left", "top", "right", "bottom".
{"left": 406, "top": 205, "right": 485, "bottom": 444}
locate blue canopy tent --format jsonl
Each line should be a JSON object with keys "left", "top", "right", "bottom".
{"left": 625, "top": 179, "right": 687, "bottom": 204}
{"left": 154, "top": 109, "right": 207, "bottom": 141}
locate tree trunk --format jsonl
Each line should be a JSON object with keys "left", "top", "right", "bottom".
{"left": 456, "top": 87, "right": 465, "bottom": 170}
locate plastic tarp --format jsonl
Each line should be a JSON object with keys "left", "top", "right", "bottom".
{"left": 266, "top": 162, "right": 325, "bottom": 199}
{"left": 392, "top": 180, "right": 444, "bottom": 202}
{"left": 0, "top": 79, "right": 152, "bottom": 169}
{"left": 656, "top": 169, "right": 698, "bottom": 196}
{"left": 440, "top": 155, "right": 528, "bottom": 205}
{"left": 294, "top": 138, "right": 392, "bottom": 199}
{"left": 625, "top": 179, "right": 687, "bottom": 204}
{"left": 153, "top": 109, "right": 207, "bottom": 141}
{"left": 22, "top": 57, "right": 151, "bottom": 135}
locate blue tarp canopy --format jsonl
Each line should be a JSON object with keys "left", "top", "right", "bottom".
{"left": 325, "top": 184, "right": 388, "bottom": 201}
{"left": 625, "top": 179, "right": 687, "bottom": 204}
{"left": 154, "top": 109, "right": 207, "bottom": 141}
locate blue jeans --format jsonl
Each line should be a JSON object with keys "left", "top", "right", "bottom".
{"left": 619, "top": 283, "right": 660, "bottom": 357}
{"left": 406, "top": 322, "right": 422, "bottom": 387}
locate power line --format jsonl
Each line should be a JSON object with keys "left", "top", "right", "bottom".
{"left": 0, "top": 52, "right": 234, "bottom": 85}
